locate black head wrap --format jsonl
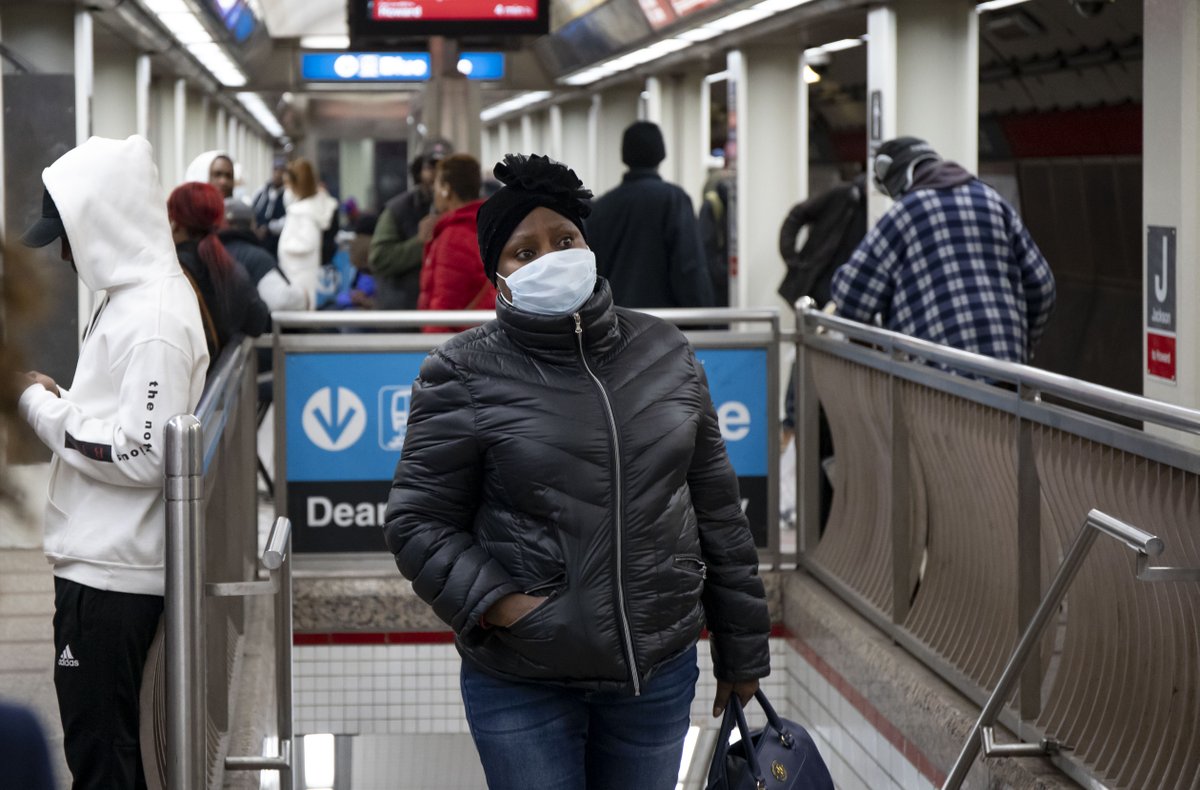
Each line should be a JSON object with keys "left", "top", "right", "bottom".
{"left": 477, "top": 154, "right": 592, "bottom": 284}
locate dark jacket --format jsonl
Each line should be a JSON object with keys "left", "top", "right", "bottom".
{"left": 176, "top": 240, "right": 271, "bottom": 360}
{"left": 383, "top": 280, "right": 770, "bottom": 693}
{"left": 777, "top": 176, "right": 867, "bottom": 307}
{"left": 588, "top": 169, "right": 715, "bottom": 309}
{"left": 369, "top": 188, "right": 432, "bottom": 310}
{"left": 219, "top": 228, "right": 278, "bottom": 286}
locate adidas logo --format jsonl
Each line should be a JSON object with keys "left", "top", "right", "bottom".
{"left": 57, "top": 645, "right": 79, "bottom": 668}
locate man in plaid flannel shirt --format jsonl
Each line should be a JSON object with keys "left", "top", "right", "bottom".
{"left": 832, "top": 137, "right": 1055, "bottom": 365}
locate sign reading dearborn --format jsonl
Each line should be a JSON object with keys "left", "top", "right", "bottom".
{"left": 284, "top": 349, "right": 769, "bottom": 553}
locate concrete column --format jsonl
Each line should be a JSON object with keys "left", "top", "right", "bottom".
{"left": 649, "top": 69, "right": 708, "bottom": 208}
{"left": 173, "top": 78, "right": 186, "bottom": 185}
{"left": 227, "top": 115, "right": 238, "bottom": 161}
{"left": 1144, "top": 0, "right": 1200, "bottom": 431}
{"left": 497, "top": 120, "right": 511, "bottom": 158}
{"left": 547, "top": 105, "right": 564, "bottom": 161}
{"left": 866, "top": 0, "right": 977, "bottom": 221}
{"left": 340, "top": 138, "right": 374, "bottom": 206}
{"left": 185, "top": 86, "right": 206, "bottom": 168}
{"left": 136, "top": 54, "right": 151, "bottom": 139}
{"left": 729, "top": 46, "right": 806, "bottom": 312}
{"left": 74, "top": 10, "right": 93, "bottom": 146}
{"left": 93, "top": 33, "right": 137, "bottom": 139}
{"left": 520, "top": 114, "right": 534, "bottom": 153}
{"left": 592, "top": 83, "right": 640, "bottom": 195}
{"left": 427, "top": 75, "right": 481, "bottom": 159}
{"left": 559, "top": 100, "right": 591, "bottom": 187}
{"left": 216, "top": 106, "right": 227, "bottom": 151}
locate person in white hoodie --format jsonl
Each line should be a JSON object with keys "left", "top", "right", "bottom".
{"left": 17, "top": 135, "right": 209, "bottom": 789}
{"left": 277, "top": 157, "right": 338, "bottom": 308}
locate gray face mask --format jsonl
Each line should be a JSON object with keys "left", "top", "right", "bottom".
{"left": 498, "top": 248, "right": 597, "bottom": 316}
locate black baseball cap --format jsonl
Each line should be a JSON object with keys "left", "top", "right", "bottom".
{"left": 21, "top": 189, "right": 67, "bottom": 248}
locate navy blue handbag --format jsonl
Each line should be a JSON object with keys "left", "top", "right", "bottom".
{"left": 706, "top": 691, "right": 835, "bottom": 790}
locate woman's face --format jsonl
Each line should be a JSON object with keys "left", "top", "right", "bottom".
{"left": 496, "top": 207, "right": 586, "bottom": 301}
{"left": 433, "top": 173, "right": 451, "bottom": 214}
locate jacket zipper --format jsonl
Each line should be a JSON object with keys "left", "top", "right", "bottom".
{"left": 574, "top": 312, "right": 641, "bottom": 695}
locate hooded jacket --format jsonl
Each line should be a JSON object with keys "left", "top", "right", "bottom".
{"left": 18, "top": 135, "right": 209, "bottom": 596}
{"left": 416, "top": 199, "right": 495, "bottom": 332}
{"left": 383, "top": 280, "right": 770, "bottom": 693}
{"left": 175, "top": 239, "right": 270, "bottom": 360}
{"left": 278, "top": 189, "right": 338, "bottom": 308}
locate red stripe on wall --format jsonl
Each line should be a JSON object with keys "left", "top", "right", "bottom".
{"left": 998, "top": 102, "right": 1142, "bottom": 158}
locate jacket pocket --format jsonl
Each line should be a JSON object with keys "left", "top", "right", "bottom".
{"left": 504, "top": 582, "right": 567, "bottom": 641}
{"left": 674, "top": 555, "right": 707, "bottom": 580}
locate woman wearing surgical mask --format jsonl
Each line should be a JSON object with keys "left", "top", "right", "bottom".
{"left": 383, "top": 154, "right": 770, "bottom": 790}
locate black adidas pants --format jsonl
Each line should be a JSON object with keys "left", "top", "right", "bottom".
{"left": 52, "top": 578, "right": 163, "bottom": 790}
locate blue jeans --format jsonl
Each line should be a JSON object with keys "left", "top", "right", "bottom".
{"left": 461, "top": 645, "right": 699, "bottom": 790}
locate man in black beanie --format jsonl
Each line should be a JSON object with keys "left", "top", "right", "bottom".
{"left": 587, "top": 121, "right": 714, "bottom": 308}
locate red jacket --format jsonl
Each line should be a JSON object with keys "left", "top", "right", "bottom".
{"left": 418, "top": 199, "right": 495, "bottom": 333}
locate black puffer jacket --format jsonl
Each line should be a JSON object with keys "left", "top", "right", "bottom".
{"left": 383, "top": 279, "right": 770, "bottom": 694}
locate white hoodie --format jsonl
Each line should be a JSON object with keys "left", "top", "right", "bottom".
{"left": 277, "top": 189, "right": 338, "bottom": 308}
{"left": 19, "top": 135, "right": 209, "bottom": 596}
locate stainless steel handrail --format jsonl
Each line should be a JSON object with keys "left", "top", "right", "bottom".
{"left": 799, "top": 303, "right": 1200, "bottom": 436}
{"left": 942, "top": 510, "right": 1200, "bottom": 789}
{"left": 270, "top": 306, "right": 781, "bottom": 330}
{"left": 164, "top": 341, "right": 294, "bottom": 790}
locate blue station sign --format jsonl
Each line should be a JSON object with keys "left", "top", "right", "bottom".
{"left": 284, "top": 347, "right": 769, "bottom": 552}
{"left": 301, "top": 52, "right": 505, "bottom": 82}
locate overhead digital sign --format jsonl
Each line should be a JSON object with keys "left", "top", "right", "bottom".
{"left": 301, "top": 52, "right": 505, "bottom": 82}
{"left": 349, "top": 0, "right": 551, "bottom": 41}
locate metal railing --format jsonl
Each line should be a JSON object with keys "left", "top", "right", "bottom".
{"left": 794, "top": 300, "right": 1200, "bottom": 789}
{"left": 943, "top": 509, "right": 1200, "bottom": 788}
{"left": 157, "top": 339, "right": 295, "bottom": 790}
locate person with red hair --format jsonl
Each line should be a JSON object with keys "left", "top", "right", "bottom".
{"left": 168, "top": 182, "right": 270, "bottom": 361}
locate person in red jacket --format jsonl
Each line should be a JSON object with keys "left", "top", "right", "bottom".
{"left": 418, "top": 153, "right": 494, "bottom": 332}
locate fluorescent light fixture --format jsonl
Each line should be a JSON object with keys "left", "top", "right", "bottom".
{"left": 189, "top": 41, "right": 247, "bottom": 86}
{"left": 480, "top": 90, "right": 552, "bottom": 122}
{"left": 706, "top": 7, "right": 773, "bottom": 31}
{"left": 300, "top": 35, "right": 351, "bottom": 49}
{"left": 803, "top": 64, "right": 821, "bottom": 84}
{"left": 157, "top": 12, "right": 213, "bottom": 44}
{"left": 752, "top": 0, "right": 815, "bottom": 12}
{"left": 676, "top": 25, "right": 723, "bottom": 42}
{"left": 142, "top": 0, "right": 191, "bottom": 13}
{"left": 976, "top": 0, "right": 1032, "bottom": 10}
{"left": 704, "top": 69, "right": 730, "bottom": 84}
{"left": 820, "top": 37, "right": 866, "bottom": 52}
{"left": 236, "top": 91, "right": 284, "bottom": 137}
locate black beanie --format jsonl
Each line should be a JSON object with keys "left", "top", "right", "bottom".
{"left": 621, "top": 121, "right": 666, "bottom": 169}
{"left": 477, "top": 154, "right": 593, "bottom": 284}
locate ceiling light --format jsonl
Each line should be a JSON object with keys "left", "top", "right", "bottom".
{"left": 803, "top": 64, "right": 821, "bottom": 84}
{"left": 236, "top": 92, "right": 284, "bottom": 138}
{"left": 820, "top": 37, "right": 866, "bottom": 52}
{"left": 752, "top": 0, "right": 816, "bottom": 12}
{"left": 707, "top": 7, "right": 772, "bottom": 31}
{"left": 158, "top": 12, "right": 213, "bottom": 44}
{"left": 676, "top": 25, "right": 722, "bottom": 42}
{"left": 976, "top": 0, "right": 1032, "bottom": 10}
{"left": 300, "top": 35, "right": 351, "bottom": 49}
{"left": 142, "top": 0, "right": 191, "bottom": 13}
{"left": 480, "top": 91, "right": 552, "bottom": 122}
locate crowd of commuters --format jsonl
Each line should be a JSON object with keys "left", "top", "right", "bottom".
{"left": 3, "top": 120, "right": 1055, "bottom": 789}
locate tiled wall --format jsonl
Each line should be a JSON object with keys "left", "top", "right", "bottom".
{"left": 294, "top": 634, "right": 942, "bottom": 789}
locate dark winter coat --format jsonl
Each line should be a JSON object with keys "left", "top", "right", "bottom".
{"left": 777, "top": 176, "right": 867, "bottom": 307}
{"left": 219, "top": 228, "right": 279, "bottom": 286}
{"left": 588, "top": 169, "right": 715, "bottom": 309}
{"left": 383, "top": 279, "right": 770, "bottom": 693}
{"left": 176, "top": 240, "right": 270, "bottom": 361}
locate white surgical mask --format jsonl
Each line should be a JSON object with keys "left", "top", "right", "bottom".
{"left": 499, "top": 247, "right": 597, "bottom": 316}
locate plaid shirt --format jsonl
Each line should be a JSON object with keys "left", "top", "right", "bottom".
{"left": 832, "top": 180, "right": 1055, "bottom": 364}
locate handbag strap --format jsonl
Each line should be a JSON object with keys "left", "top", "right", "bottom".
{"left": 754, "top": 690, "right": 795, "bottom": 747}
{"left": 707, "top": 696, "right": 768, "bottom": 790}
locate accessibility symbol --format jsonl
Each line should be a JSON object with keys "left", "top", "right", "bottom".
{"left": 302, "top": 387, "right": 367, "bottom": 451}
